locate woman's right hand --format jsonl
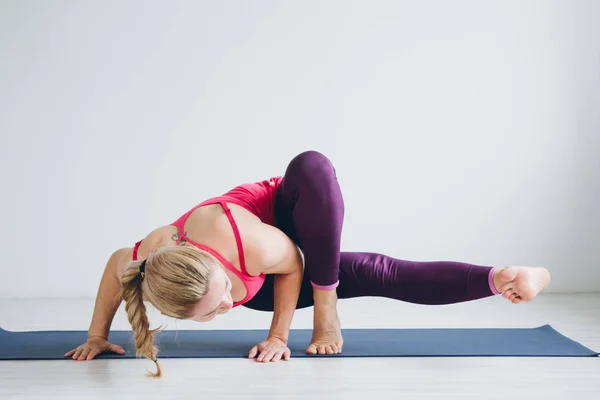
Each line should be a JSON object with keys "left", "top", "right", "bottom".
{"left": 64, "top": 336, "right": 126, "bottom": 361}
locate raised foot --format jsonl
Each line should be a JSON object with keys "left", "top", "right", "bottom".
{"left": 494, "top": 266, "right": 551, "bottom": 304}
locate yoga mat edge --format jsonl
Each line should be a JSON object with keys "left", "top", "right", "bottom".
{"left": 0, "top": 325, "right": 597, "bottom": 360}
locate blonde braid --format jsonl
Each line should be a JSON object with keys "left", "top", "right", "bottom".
{"left": 120, "top": 259, "right": 162, "bottom": 378}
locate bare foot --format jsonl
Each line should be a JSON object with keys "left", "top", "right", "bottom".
{"left": 307, "top": 288, "right": 344, "bottom": 355}
{"left": 306, "top": 304, "right": 344, "bottom": 355}
{"left": 493, "top": 266, "right": 551, "bottom": 304}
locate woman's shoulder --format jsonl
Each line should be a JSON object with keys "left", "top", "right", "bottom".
{"left": 242, "top": 221, "right": 301, "bottom": 276}
{"left": 109, "top": 247, "right": 134, "bottom": 279}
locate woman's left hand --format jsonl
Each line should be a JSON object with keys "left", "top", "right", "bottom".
{"left": 248, "top": 337, "right": 291, "bottom": 362}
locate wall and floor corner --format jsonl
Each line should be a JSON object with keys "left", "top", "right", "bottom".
{"left": 0, "top": 0, "right": 598, "bottom": 300}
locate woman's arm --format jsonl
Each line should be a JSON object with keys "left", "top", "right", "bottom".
{"left": 87, "top": 247, "right": 131, "bottom": 339}
{"left": 265, "top": 243, "right": 304, "bottom": 343}
{"left": 246, "top": 224, "right": 305, "bottom": 343}
{"left": 65, "top": 247, "right": 132, "bottom": 360}
{"left": 245, "top": 225, "right": 304, "bottom": 362}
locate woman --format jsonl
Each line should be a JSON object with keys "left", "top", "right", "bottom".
{"left": 64, "top": 150, "right": 551, "bottom": 377}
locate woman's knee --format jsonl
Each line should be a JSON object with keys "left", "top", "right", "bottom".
{"left": 287, "top": 150, "right": 336, "bottom": 181}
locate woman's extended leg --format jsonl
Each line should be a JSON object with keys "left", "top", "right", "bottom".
{"left": 337, "top": 252, "right": 501, "bottom": 304}
{"left": 273, "top": 150, "right": 345, "bottom": 355}
{"left": 335, "top": 252, "right": 550, "bottom": 305}
{"left": 244, "top": 252, "right": 550, "bottom": 310}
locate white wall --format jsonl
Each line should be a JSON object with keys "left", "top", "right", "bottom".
{"left": 1, "top": 0, "right": 598, "bottom": 298}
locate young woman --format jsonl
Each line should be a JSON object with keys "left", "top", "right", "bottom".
{"left": 64, "top": 150, "right": 551, "bottom": 377}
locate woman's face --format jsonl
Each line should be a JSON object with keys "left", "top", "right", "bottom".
{"left": 187, "top": 267, "right": 234, "bottom": 322}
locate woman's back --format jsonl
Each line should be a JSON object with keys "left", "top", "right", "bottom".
{"left": 117, "top": 200, "right": 291, "bottom": 305}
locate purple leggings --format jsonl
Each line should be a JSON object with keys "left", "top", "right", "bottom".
{"left": 243, "top": 151, "right": 499, "bottom": 312}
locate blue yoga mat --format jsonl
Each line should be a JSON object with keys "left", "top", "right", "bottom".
{"left": 0, "top": 325, "right": 597, "bottom": 360}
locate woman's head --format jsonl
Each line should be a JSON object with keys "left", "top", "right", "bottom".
{"left": 119, "top": 245, "right": 233, "bottom": 377}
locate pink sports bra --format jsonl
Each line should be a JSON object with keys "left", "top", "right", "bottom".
{"left": 132, "top": 177, "right": 282, "bottom": 307}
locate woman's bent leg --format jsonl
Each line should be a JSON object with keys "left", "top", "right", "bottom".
{"left": 274, "top": 150, "right": 344, "bottom": 290}
{"left": 273, "top": 150, "right": 345, "bottom": 355}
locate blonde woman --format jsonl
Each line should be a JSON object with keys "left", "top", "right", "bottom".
{"left": 65, "top": 150, "right": 551, "bottom": 377}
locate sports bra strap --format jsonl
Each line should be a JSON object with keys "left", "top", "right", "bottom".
{"left": 220, "top": 202, "right": 248, "bottom": 274}
{"left": 133, "top": 240, "right": 142, "bottom": 260}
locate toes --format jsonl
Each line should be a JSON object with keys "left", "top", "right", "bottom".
{"left": 512, "top": 294, "right": 522, "bottom": 304}
{"left": 502, "top": 289, "right": 514, "bottom": 299}
{"left": 307, "top": 342, "right": 343, "bottom": 355}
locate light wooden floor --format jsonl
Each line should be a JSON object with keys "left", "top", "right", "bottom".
{"left": 1, "top": 293, "right": 599, "bottom": 399}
